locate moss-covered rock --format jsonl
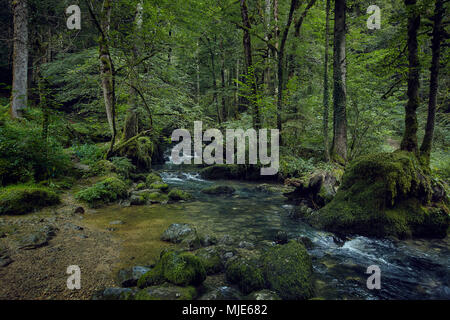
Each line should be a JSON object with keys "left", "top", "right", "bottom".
{"left": 115, "top": 136, "right": 153, "bottom": 171}
{"left": 262, "top": 240, "right": 314, "bottom": 300}
{"left": 75, "top": 176, "right": 128, "bottom": 207}
{"left": 139, "top": 250, "right": 206, "bottom": 288}
{"left": 146, "top": 191, "right": 169, "bottom": 204}
{"left": 225, "top": 257, "right": 265, "bottom": 295}
{"left": 195, "top": 247, "right": 223, "bottom": 275}
{"left": 162, "top": 251, "right": 206, "bottom": 286}
{"left": 149, "top": 182, "right": 169, "bottom": 192}
{"left": 201, "top": 185, "right": 236, "bottom": 195}
{"left": 0, "top": 185, "right": 60, "bottom": 215}
{"left": 146, "top": 172, "right": 163, "bottom": 186}
{"left": 134, "top": 283, "right": 197, "bottom": 300}
{"left": 308, "top": 151, "right": 450, "bottom": 239}
{"left": 247, "top": 289, "right": 281, "bottom": 300}
{"left": 168, "top": 189, "right": 192, "bottom": 201}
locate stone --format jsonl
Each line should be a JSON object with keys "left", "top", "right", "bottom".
{"left": 199, "top": 286, "right": 243, "bottom": 300}
{"left": 161, "top": 223, "right": 196, "bottom": 243}
{"left": 118, "top": 266, "right": 152, "bottom": 287}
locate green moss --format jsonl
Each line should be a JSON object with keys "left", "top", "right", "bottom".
{"left": 75, "top": 176, "right": 128, "bottom": 208}
{"left": 150, "top": 183, "right": 169, "bottom": 192}
{"left": 137, "top": 264, "right": 165, "bottom": 288}
{"left": 146, "top": 172, "right": 163, "bottom": 186}
{"left": 161, "top": 251, "right": 206, "bottom": 286}
{"left": 309, "top": 151, "right": 449, "bottom": 239}
{"left": 225, "top": 258, "right": 265, "bottom": 295}
{"left": 89, "top": 159, "right": 116, "bottom": 177}
{"left": 262, "top": 240, "right": 314, "bottom": 300}
{"left": 115, "top": 136, "right": 153, "bottom": 171}
{"left": 138, "top": 250, "right": 206, "bottom": 288}
{"left": 168, "top": 189, "right": 192, "bottom": 201}
{"left": 146, "top": 191, "right": 169, "bottom": 204}
{"left": 0, "top": 185, "right": 60, "bottom": 215}
{"left": 135, "top": 182, "right": 147, "bottom": 190}
{"left": 195, "top": 247, "right": 223, "bottom": 274}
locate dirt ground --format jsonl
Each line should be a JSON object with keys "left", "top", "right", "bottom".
{"left": 0, "top": 194, "right": 121, "bottom": 300}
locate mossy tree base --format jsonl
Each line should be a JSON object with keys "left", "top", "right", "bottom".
{"left": 308, "top": 151, "right": 449, "bottom": 239}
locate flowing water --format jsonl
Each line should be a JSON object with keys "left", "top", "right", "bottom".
{"left": 92, "top": 162, "right": 450, "bottom": 300}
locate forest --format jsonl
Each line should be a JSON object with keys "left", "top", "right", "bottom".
{"left": 0, "top": 0, "right": 449, "bottom": 301}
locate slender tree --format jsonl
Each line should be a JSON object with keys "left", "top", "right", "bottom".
{"left": 87, "top": 0, "right": 117, "bottom": 157}
{"left": 10, "top": 0, "right": 28, "bottom": 119}
{"left": 330, "top": 0, "right": 348, "bottom": 164}
{"left": 323, "top": 0, "right": 331, "bottom": 162}
{"left": 420, "top": 0, "right": 444, "bottom": 164}
{"left": 400, "top": 0, "right": 421, "bottom": 154}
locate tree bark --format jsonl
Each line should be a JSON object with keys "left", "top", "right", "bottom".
{"left": 87, "top": 0, "right": 117, "bottom": 157}
{"left": 330, "top": 0, "right": 348, "bottom": 164}
{"left": 400, "top": 0, "right": 421, "bottom": 154}
{"left": 420, "top": 0, "right": 443, "bottom": 164}
{"left": 276, "top": 0, "right": 299, "bottom": 145}
{"left": 10, "top": 0, "right": 28, "bottom": 119}
{"left": 323, "top": 0, "right": 330, "bottom": 162}
{"left": 240, "top": 0, "right": 260, "bottom": 129}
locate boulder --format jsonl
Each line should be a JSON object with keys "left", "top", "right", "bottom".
{"left": 161, "top": 223, "right": 197, "bottom": 243}
{"left": 18, "top": 225, "right": 57, "bottom": 250}
{"left": 92, "top": 287, "right": 134, "bottom": 300}
{"left": 202, "top": 185, "right": 236, "bottom": 195}
{"left": 0, "top": 185, "right": 60, "bottom": 215}
{"left": 308, "top": 151, "right": 450, "bottom": 239}
{"left": 117, "top": 266, "right": 152, "bottom": 287}
{"left": 262, "top": 240, "right": 314, "bottom": 300}
{"left": 138, "top": 250, "right": 206, "bottom": 288}
{"left": 225, "top": 257, "right": 265, "bottom": 295}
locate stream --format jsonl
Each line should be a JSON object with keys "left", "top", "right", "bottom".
{"left": 92, "top": 161, "right": 450, "bottom": 300}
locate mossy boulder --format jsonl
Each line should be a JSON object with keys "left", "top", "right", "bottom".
{"left": 146, "top": 172, "right": 163, "bottom": 186}
{"left": 0, "top": 185, "right": 60, "bottom": 215}
{"left": 168, "top": 189, "right": 192, "bottom": 201}
{"left": 134, "top": 283, "right": 197, "bottom": 300}
{"left": 115, "top": 135, "right": 153, "bottom": 171}
{"left": 201, "top": 185, "right": 236, "bottom": 195}
{"left": 138, "top": 250, "right": 206, "bottom": 288}
{"left": 262, "top": 240, "right": 314, "bottom": 300}
{"left": 247, "top": 289, "right": 281, "bottom": 300}
{"left": 149, "top": 182, "right": 169, "bottom": 192}
{"left": 225, "top": 257, "right": 265, "bottom": 295}
{"left": 146, "top": 191, "right": 169, "bottom": 204}
{"left": 195, "top": 246, "right": 223, "bottom": 274}
{"left": 308, "top": 151, "right": 450, "bottom": 239}
{"left": 75, "top": 176, "right": 128, "bottom": 207}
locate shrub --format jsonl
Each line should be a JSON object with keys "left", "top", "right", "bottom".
{"left": 0, "top": 185, "right": 60, "bottom": 215}
{"left": 75, "top": 176, "right": 128, "bottom": 207}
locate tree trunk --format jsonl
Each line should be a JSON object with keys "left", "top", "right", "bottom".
{"left": 240, "top": 0, "right": 259, "bottom": 129}
{"left": 87, "top": 0, "right": 117, "bottom": 157}
{"left": 323, "top": 0, "right": 330, "bottom": 162}
{"left": 400, "top": 0, "right": 421, "bottom": 154}
{"left": 330, "top": 0, "right": 348, "bottom": 164}
{"left": 10, "top": 0, "right": 28, "bottom": 119}
{"left": 420, "top": 0, "right": 443, "bottom": 164}
{"left": 276, "top": 0, "right": 299, "bottom": 145}
{"left": 220, "top": 39, "right": 227, "bottom": 122}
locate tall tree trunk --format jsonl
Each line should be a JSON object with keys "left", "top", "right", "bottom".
{"left": 420, "top": 0, "right": 443, "bottom": 164}
{"left": 276, "top": 0, "right": 299, "bottom": 145}
{"left": 273, "top": 0, "right": 279, "bottom": 96}
{"left": 220, "top": 39, "right": 227, "bottom": 122}
{"left": 400, "top": 0, "right": 421, "bottom": 154}
{"left": 330, "top": 0, "right": 348, "bottom": 164}
{"left": 240, "top": 0, "right": 260, "bottom": 128}
{"left": 323, "top": 0, "right": 330, "bottom": 162}
{"left": 87, "top": 0, "right": 117, "bottom": 157}
{"left": 10, "top": 0, "right": 28, "bottom": 119}
{"left": 207, "top": 37, "right": 221, "bottom": 124}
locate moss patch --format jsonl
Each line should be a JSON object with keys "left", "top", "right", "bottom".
{"left": 168, "top": 189, "right": 192, "bottom": 201}
{"left": 138, "top": 250, "right": 206, "bottom": 287}
{"left": 0, "top": 185, "right": 60, "bottom": 215}
{"left": 308, "top": 151, "right": 449, "bottom": 239}
{"left": 225, "top": 258, "right": 265, "bottom": 295}
{"left": 75, "top": 176, "right": 128, "bottom": 207}
{"left": 262, "top": 240, "right": 314, "bottom": 300}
